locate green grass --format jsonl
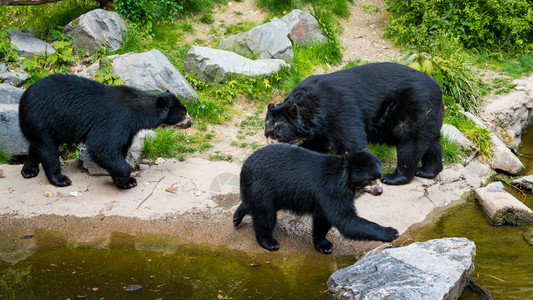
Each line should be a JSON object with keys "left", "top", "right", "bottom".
{"left": 499, "top": 53, "right": 533, "bottom": 79}
{"left": 142, "top": 128, "right": 213, "bottom": 160}
{"left": 0, "top": 0, "right": 99, "bottom": 36}
{"left": 0, "top": 146, "right": 13, "bottom": 164}
{"left": 209, "top": 152, "right": 233, "bottom": 162}
{"left": 441, "top": 136, "right": 467, "bottom": 164}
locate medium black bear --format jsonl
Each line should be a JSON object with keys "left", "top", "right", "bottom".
{"left": 264, "top": 62, "right": 444, "bottom": 185}
{"left": 234, "top": 143, "right": 398, "bottom": 254}
{"left": 19, "top": 73, "right": 193, "bottom": 189}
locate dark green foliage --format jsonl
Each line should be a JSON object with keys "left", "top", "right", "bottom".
{"left": 385, "top": 0, "right": 533, "bottom": 53}
{"left": 114, "top": 0, "right": 183, "bottom": 35}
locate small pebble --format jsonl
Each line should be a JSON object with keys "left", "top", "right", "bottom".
{"left": 69, "top": 191, "right": 79, "bottom": 197}
{"left": 43, "top": 191, "right": 52, "bottom": 197}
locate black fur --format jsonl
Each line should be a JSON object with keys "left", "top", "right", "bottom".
{"left": 19, "top": 73, "right": 193, "bottom": 189}
{"left": 265, "top": 62, "right": 444, "bottom": 185}
{"left": 234, "top": 143, "right": 399, "bottom": 254}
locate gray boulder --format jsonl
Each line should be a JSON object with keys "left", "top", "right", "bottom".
{"left": 328, "top": 238, "right": 476, "bottom": 300}
{"left": 183, "top": 46, "right": 288, "bottom": 83}
{"left": 78, "top": 130, "right": 156, "bottom": 175}
{"left": 78, "top": 49, "right": 198, "bottom": 103}
{"left": 63, "top": 9, "right": 127, "bottom": 55}
{"left": 0, "top": 83, "right": 24, "bottom": 104}
{"left": 280, "top": 9, "right": 328, "bottom": 45}
{"left": 482, "top": 75, "right": 533, "bottom": 149}
{"left": 0, "top": 72, "right": 28, "bottom": 86}
{"left": 8, "top": 29, "right": 56, "bottom": 58}
{"left": 0, "top": 104, "right": 29, "bottom": 156}
{"left": 0, "top": 63, "right": 7, "bottom": 73}
{"left": 219, "top": 19, "right": 294, "bottom": 63}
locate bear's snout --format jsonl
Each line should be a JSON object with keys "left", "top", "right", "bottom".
{"left": 175, "top": 113, "right": 193, "bottom": 128}
{"left": 364, "top": 179, "right": 383, "bottom": 196}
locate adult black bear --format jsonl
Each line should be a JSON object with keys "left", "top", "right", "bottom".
{"left": 19, "top": 73, "right": 193, "bottom": 189}
{"left": 234, "top": 143, "right": 398, "bottom": 254}
{"left": 264, "top": 62, "right": 444, "bottom": 185}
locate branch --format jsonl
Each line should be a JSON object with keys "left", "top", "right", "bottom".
{"left": 0, "top": 0, "right": 63, "bottom": 5}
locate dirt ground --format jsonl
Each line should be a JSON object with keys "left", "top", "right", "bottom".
{"left": 0, "top": 0, "right": 414, "bottom": 256}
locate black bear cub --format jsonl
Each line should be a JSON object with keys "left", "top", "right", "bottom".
{"left": 234, "top": 143, "right": 399, "bottom": 254}
{"left": 265, "top": 62, "right": 444, "bottom": 185}
{"left": 19, "top": 73, "right": 193, "bottom": 189}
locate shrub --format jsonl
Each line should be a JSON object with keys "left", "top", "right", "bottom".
{"left": 384, "top": 0, "right": 533, "bottom": 53}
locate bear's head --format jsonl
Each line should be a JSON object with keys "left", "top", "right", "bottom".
{"left": 344, "top": 149, "right": 383, "bottom": 196}
{"left": 158, "top": 91, "right": 193, "bottom": 129}
{"left": 264, "top": 88, "right": 321, "bottom": 145}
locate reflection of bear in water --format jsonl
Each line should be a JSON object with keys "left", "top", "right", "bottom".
{"left": 234, "top": 143, "right": 398, "bottom": 254}
{"left": 265, "top": 62, "right": 444, "bottom": 185}
{"left": 19, "top": 74, "right": 193, "bottom": 189}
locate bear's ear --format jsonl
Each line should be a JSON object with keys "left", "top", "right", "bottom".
{"left": 156, "top": 96, "right": 170, "bottom": 108}
{"left": 289, "top": 103, "right": 300, "bottom": 117}
{"left": 267, "top": 102, "right": 275, "bottom": 110}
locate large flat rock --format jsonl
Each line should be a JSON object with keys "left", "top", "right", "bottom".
{"left": 328, "top": 238, "right": 476, "bottom": 300}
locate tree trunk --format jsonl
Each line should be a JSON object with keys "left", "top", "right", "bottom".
{"left": 0, "top": 0, "right": 114, "bottom": 10}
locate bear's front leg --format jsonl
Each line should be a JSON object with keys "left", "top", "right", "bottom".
{"left": 313, "top": 211, "right": 333, "bottom": 254}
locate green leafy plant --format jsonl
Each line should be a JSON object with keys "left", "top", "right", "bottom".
{"left": 360, "top": 3, "right": 380, "bottom": 14}
{"left": 407, "top": 33, "right": 482, "bottom": 112}
{"left": 93, "top": 57, "right": 126, "bottom": 86}
{"left": 0, "top": 30, "right": 19, "bottom": 62}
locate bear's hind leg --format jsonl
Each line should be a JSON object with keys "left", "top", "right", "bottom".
{"left": 383, "top": 141, "right": 421, "bottom": 185}
{"left": 37, "top": 142, "right": 72, "bottom": 186}
{"left": 312, "top": 211, "right": 333, "bottom": 254}
{"left": 251, "top": 204, "right": 279, "bottom": 251}
{"left": 21, "top": 145, "right": 40, "bottom": 178}
{"left": 233, "top": 202, "right": 249, "bottom": 227}
{"left": 416, "top": 138, "right": 443, "bottom": 179}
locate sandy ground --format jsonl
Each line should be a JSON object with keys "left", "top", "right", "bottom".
{"left": 0, "top": 1, "right": 459, "bottom": 256}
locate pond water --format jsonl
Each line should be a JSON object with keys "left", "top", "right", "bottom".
{"left": 412, "top": 129, "right": 533, "bottom": 299}
{"left": 2, "top": 134, "right": 533, "bottom": 299}
{"left": 0, "top": 231, "right": 355, "bottom": 299}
